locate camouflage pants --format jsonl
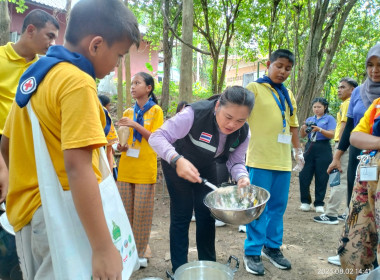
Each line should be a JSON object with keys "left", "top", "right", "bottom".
{"left": 339, "top": 156, "right": 380, "bottom": 279}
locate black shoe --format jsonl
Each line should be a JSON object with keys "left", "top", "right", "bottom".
{"left": 313, "top": 214, "right": 339, "bottom": 225}
{"left": 244, "top": 255, "right": 265, "bottom": 275}
{"left": 262, "top": 246, "right": 291, "bottom": 270}
{"left": 337, "top": 213, "right": 347, "bottom": 221}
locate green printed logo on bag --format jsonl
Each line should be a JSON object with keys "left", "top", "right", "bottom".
{"left": 128, "top": 234, "right": 132, "bottom": 243}
{"left": 112, "top": 221, "right": 121, "bottom": 242}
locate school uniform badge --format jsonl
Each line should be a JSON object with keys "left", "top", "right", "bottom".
{"left": 199, "top": 132, "right": 212, "bottom": 143}
{"left": 20, "top": 77, "right": 37, "bottom": 95}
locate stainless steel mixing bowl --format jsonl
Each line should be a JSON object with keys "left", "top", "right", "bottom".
{"left": 203, "top": 185, "right": 270, "bottom": 225}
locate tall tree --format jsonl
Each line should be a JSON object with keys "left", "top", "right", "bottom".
{"left": 161, "top": 0, "right": 181, "bottom": 113}
{"left": 253, "top": 0, "right": 360, "bottom": 120}
{"left": 179, "top": 0, "right": 194, "bottom": 102}
{"left": 117, "top": 0, "right": 132, "bottom": 119}
{"left": 0, "top": 0, "right": 28, "bottom": 45}
{"left": 117, "top": 58, "right": 124, "bottom": 119}
{"left": 0, "top": 0, "right": 10, "bottom": 45}
{"left": 193, "top": 0, "right": 247, "bottom": 94}
{"left": 295, "top": 0, "right": 358, "bottom": 121}
{"left": 125, "top": 53, "right": 132, "bottom": 109}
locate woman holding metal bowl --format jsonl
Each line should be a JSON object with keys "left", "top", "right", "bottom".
{"left": 149, "top": 86, "right": 254, "bottom": 272}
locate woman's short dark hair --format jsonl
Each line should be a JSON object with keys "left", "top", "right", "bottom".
{"left": 312, "top": 97, "right": 329, "bottom": 114}
{"left": 134, "top": 72, "right": 158, "bottom": 104}
{"left": 218, "top": 86, "right": 255, "bottom": 113}
{"left": 65, "top": 0, "right": 140, "bottom": 48}
{"left": 98, "top": 94, "right": 110, "bottom": 107}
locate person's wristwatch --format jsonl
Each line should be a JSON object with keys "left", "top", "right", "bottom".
{"left": 319, "top": 127, "right": 323, "bottom": 133}
{"left": 170, "top": 155, "right": 183, "bottom": 169}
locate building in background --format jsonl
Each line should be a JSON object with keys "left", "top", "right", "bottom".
{"left": 8, "top": 0, "right": 67, "bottom": 45}
{"left": 225, "top": 56, "right": 267, "bottom": 87}
{"left": 7, "top": 1, "right": 158, "bottom": 81}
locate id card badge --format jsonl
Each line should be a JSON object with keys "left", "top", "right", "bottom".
{"left": 360, "top": 166, "right": 378, "bottom": 181}
{"left": 277, "top": 133, "right": 292, "bottom": 144}
{"left": 126, "top": 142, "right": 140, "bottom": 158}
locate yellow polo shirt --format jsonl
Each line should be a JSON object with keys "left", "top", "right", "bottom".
{"left": 0, "top": 42, "right": 38, "bottom": 134}
{"left": 246, "top": 82, "right": 299, "bottom": 171}
{"left": 334, "top": 98, "right": 350, "bottom": 141}
{"left": 118, "top": 104, "right": 163, "bottom": 184}
{"left": 3, "top": 62, "right": 107, "bottom": 231}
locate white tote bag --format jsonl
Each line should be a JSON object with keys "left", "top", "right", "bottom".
{"left": 26, "top": 102, "right": 138, "bottom": 279}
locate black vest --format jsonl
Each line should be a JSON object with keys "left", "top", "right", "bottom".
{"left": 173, "top": 100, "right": 249, "bottom": 172}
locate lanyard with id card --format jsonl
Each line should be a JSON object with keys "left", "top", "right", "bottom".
{"left": 269, "top": 88, "right": 292, "bottom": 144}
{"left": 359, "top": 150, "right": 378, "bottom": 182}
{"left": 127, "top": 140, "right": 140, "bottom": 158}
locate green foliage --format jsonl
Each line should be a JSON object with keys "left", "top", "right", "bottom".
{"left": 192, "top": 81, "right": 212, "bottom": 100}
{"left": 145, "top": 62, "right": 154, "bottom": 73}
{"left": 124, "top": 0, "right": 379, "bottom": 113}
{"left": 5, "top": 0, "right": 27, "bottom": 13}
{"left": 129, "top": 0, "right": 167, "bottom": 50}
{"left": 323, "top": 81, "right": 340, "bottom": 118}
{"left": 153, "top": 80, "right": 212, "bottom": 117}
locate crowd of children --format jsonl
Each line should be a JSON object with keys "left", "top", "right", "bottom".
{"left": 2, "top": 0, "right": 380, "bottom": 279}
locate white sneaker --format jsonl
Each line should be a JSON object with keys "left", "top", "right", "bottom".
{"left": 215, "top": 219, "right": 226, "bottom": 227}
{"left": 327, "top": 255, "right": 341, "bottom": 266}
{"left": 315, "top": 206, "right": 325, "bottom": 213}
{"left": 299, "top": 203, "right": 311, "bottom": 212}
{"left": 138, "top": 257, "right": 148, "bottom": 268}
{"left": 133, "top": 258, "right": 140, "bottom": 271}
{"left": 238, "top": 225, "right": 247, "bottom": 232}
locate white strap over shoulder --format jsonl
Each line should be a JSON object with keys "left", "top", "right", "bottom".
{"left": 25, "top": 101, "right": 137, "bottom": 279}
{"left": 26, "top": 102, "right": 59, "bottom": 191}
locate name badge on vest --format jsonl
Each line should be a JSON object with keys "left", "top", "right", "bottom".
{"left": 277, "top": 133, "right": 292, "bottom": 144}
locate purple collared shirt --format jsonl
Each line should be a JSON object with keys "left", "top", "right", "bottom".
{"left": 347, "top": 86, "right": 367, "bottom": 127}
{"left": 305, "top": 114, "right": 336, "bottom": 141}
{"left": 148, "top": 106, "right": 250, "bottom": 181}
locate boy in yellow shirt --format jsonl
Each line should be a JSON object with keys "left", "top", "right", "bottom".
{"left": 0, "top": 0, "right": 140, "bottom": 278}
{"left": 244, "top": 49, "right": 303, "bottom": 275}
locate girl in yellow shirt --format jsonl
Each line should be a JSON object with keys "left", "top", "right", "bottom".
{"left": 117, "top": 72, "right": 163, "bottom": 267}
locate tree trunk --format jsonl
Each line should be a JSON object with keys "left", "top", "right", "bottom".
{"left": 125, "top": 53, "right": 132, "bottom": 109}
{"left": 0, "top": 0, "right": 10, "bottom": 46}
{"left": 217, "top": 37, "right": 231, "bottom": 94}
{"left": 268, "top": 0, "right": 281, "bottom": 57}
{"left": 291, "top": 4, "right": 302, "bottom": 95}
{"left": 161, "top": 0, "right": 172, "bottom": 114}
{"left": 179, "top": 0, "right": 194, "bottom": 103}
{"left": 211, "top": 54, "right": 218, "bottom": 94}
{"left": 117, "top": 60, "right": 124, "bottom": 120}
{"left": 296, "top": 0, "right": 329, "bottom": 122}
{"left": 296, "top": 0, "right": 357, "bottom": 122}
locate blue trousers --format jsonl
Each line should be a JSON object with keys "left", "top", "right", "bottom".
{"left": 244, "top": 167, "right": 291, "bottom": 255}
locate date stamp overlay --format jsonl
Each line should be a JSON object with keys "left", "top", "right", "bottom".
{"left": 317, "top": 267, "right": 372, "bottom": 275}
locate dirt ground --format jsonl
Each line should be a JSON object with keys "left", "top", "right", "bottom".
{"left": 130, "top": 170, "right": 349, "bottom": 280}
